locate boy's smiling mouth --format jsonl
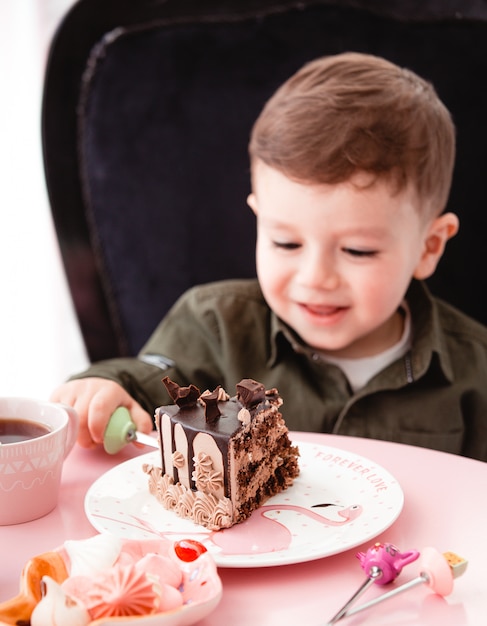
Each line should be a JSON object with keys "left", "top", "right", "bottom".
{"left": 298, "top": 302, "right": 348, "bottom": 321}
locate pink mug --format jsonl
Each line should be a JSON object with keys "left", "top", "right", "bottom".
{"left": 0, "top": 398, "right": 79, "bottom": 525}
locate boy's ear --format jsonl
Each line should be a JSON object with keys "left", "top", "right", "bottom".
{"left": 247, "top": 193, "right": 258, "bottom": 214}
{"left": 413, "top": 212, "right": 459, "bottom": 280}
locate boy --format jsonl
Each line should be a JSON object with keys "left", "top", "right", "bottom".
{"left": 51, "top": 52, "right": 487, "bottom": 461}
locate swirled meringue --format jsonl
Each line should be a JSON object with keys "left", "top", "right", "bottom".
{"left": 70, "top": 564, "right": 159, "bottom": 618}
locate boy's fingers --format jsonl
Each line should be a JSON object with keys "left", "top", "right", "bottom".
{"left": 127, "top": 402, "right": 154, "bottom": 434}
{"left": 50, "top": 379, "right": 153, "bottom": 448}
{"left": 87, "top": 389, "right": 123, "bottom": 444}
{"left": 88, "top": 392, "right": 153, "bottom": 445}
{"left": 71, "top": 396, "right": 97, "bottom": 448}
{"left": 50, "top": 384, "right": 94, "bottom": 448}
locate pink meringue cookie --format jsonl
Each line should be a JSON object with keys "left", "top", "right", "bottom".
{"left": 154, "top": 583, "right": 184, "bottom": 612}
{"left": 65, "top": 564, "right": 159, "bottom": 619}
{"left": 135, "top": 553, "right": 183, "bottom": 588}
{"left": 117, "top": 538, "right": 173, "bottom": 565}
{"left": 61, "top": 575, "right": 92, "bottom": 601}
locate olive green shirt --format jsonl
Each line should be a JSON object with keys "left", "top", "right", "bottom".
{"left": 74, "top": 279, "right": 487, "bottom": 461}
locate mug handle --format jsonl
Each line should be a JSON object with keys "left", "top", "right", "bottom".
{"left": 57, "top": 404, "right": 79, "bottom": 457}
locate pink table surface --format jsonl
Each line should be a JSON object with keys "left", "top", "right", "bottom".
{"left": 1, "top": 432, "right": 485, "bottom": 625}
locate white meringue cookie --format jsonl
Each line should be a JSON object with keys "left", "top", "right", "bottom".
{"left": 31, "top": 576, "right": 90, "bottom": 626}
{"left": 64, "top": 534, "right": 122, "bottom": 576}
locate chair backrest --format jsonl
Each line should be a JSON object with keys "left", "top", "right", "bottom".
{"left": 42, "top": 0, "right": 487, "bottom": 361}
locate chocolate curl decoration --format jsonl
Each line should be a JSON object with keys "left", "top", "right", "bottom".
{"left": 236, "top": 379, "right": 266, "bottom": 408}
{"left": 201, "top": 388, "right": 222, "bottom": 423}
{"left": 162, "top": 376, "right": 200, "bottom": 408}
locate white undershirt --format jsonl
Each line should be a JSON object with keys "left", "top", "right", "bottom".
{"left": 320, "top": 305, "right": 412, "bottom": 392}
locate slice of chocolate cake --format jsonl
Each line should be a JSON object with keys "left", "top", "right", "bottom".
{"left": 143, "top": 377, "right": 299, "bottom": 530}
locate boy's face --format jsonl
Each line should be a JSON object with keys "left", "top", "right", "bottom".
{"left": 248, "top": 162, "right": 454, "bottom": 359}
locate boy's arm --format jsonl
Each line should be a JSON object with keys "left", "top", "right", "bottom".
{"left": 67, "top": 284, "right": 229, "bottom": 407}
{"left": 52, "top": 282, "right": 237, "bottom": 447}
{"left": 54, "top": 279, "right": 265, "bottom": 449}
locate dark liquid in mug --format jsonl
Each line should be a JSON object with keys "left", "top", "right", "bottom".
{"left": 0, "top": 418, "right": 51, "bottom": 444}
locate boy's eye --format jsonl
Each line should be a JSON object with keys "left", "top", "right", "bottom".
{"left": 273, "top": 241, "right": 301, "bottom": 250}
{"left": 343, "top": 248, "right": 378, "bottom": 257}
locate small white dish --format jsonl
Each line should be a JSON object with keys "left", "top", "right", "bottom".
{"left": 0, "top": 536, "right": 222, "bottom": 626}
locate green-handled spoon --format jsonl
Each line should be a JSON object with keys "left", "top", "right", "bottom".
{"left": 103, "top": 407, "right": 158, "bottom": 454}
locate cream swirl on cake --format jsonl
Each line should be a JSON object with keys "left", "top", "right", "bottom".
{"left": 172, "top": 450, "right": 185, "bottom": 469}
{"left": 175, "top": 489, "right": 197, "bottom": 518}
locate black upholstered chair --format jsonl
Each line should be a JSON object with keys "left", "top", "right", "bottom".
{"left": 42, "top": 0, "right": 487, "bottom": 363}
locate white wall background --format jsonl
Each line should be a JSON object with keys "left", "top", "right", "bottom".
{"left": 0, "top": 0, "right": 89, "bottom": 399}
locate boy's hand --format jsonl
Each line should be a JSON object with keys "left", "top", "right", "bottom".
{"left": 50, "top": 378, "right": 153, "bottom": 449}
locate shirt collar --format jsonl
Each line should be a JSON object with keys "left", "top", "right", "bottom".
{"left": 406, "top": 280, "right": 454, "bottom": 383}
{"left": 268, "top": 312, "right": 307, "bottom": 366}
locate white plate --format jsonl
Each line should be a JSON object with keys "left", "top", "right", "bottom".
{"left": 85, "top": 441, "right": 403, "bottom": 568}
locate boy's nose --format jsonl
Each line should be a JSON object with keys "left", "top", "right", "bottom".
{"left": 299, "top": 255, "right": 340, "bottom": 290}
